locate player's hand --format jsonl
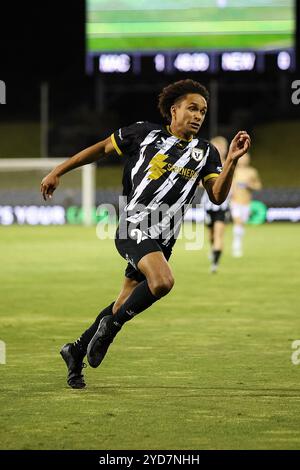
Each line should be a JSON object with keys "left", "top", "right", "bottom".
{"left": 40, "top": 173, "right": 59, "bottom": 201}
{"left": 228, "top": 131, "right": 251, "bottom": 162}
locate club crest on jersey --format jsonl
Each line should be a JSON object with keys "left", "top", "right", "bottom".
{"left": 191, "top": 148, "right": 204, "bottom": 162}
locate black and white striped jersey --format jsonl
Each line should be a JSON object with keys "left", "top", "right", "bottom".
{"left": 111, "top": 121, "right": 222, "bottom": 246}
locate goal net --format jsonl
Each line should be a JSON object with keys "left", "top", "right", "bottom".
{"left": 0, "top": 158, "right": 96, "bottom": 226}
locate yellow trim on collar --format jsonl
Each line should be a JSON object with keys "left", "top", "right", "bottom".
{"left": 166, "top": 125, "right": 193, "bottom": 142}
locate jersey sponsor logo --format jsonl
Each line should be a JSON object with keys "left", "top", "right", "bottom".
{"left": 166, "top": 163, "right": 197, "bottom": 180}
{"left": 148, "top": 153, "right": 168, "bottom": 180}
{"left": 147, "top": 153, "right": 198, "bottom": 181}
{"left": 191, "top": 147, "right": 204, "bottom": 162}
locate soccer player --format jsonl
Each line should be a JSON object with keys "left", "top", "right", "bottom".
{"left": 41, "top": 79, "right": 251, "bottom": 389}
{"left": 201, "top": 136, "right": 230, "bottom": 273}
{"left": 231, "top": 152, "right": 262, "bottom": 257}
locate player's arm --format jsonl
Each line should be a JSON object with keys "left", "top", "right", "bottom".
{"left": 41, "top": 136, "right": 115, "bottom": 200}
{"left": 204, "top": 131, "right": 251, "bottom": 205}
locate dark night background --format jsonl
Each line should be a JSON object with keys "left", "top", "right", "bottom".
{"left": 0, "top": 1, "right": 299, "bottom": 171}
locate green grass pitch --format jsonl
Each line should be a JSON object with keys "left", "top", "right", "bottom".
{"left": 0, "top": 223, "right": 300, "bottom": 450}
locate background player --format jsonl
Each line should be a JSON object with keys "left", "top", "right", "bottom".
{"left": 40, "top": 79, "right": 251, "bottom": 389}
{"left": 231, "top": 152, "right": 262, "bottom": 257}
{"left": 201, "top": 136, "right": 230, "bottom": 273}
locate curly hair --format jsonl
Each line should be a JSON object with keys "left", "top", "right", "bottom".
{"left": 158, "top": 79, "right": 209, "bottom": 122}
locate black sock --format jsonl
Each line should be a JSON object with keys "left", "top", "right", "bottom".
{"left": 212, "top": 250, "right": 222, "bottom": 265}
{"left": 72, "top": 302, "right": 115, "bottom": 358}
{"left": 112, "top": 281, "right": 158, "bottom": 328}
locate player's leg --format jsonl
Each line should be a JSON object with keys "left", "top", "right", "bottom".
{"left": 70, "top": 276, "right": 138, "bottom": 353}
{"left": 231, "top": 203, "right": 245, "bottom": 257}
{"left": 213, "top": 221, "right": 225, "bottom": 252}
{"left": 209, "top": 225, "right": 214, "bottom": 247}
{"left": 232, "top": 203, "right": 250, "bottom": 257}
{"left": 208, "top": 225, "right": 214, "bottom": 259}
{"left": 211, "top": 221, "right": 225, "bottom": 272}
{"left": 60, "top": 276, "right": 138, "bottom": 389}
{"left": 113, "top": 277, "right": 139, "bottom": 313}
{"left": 232, "top": 218, "right": 244, "bottom": 257}
{"left": 205, "top": 211, "right": 214, "bottom": 261}
{"left": 111, "top": 250, "right": 174, "bottom": 326}
{"left": 74, "top": 276, "right": 139, "bottom": 353}
{"left": 87, "top": 250, "right": 174, "bottom": 368}
{"left": 138, "top": 250, "right": 174, "bottom": 296}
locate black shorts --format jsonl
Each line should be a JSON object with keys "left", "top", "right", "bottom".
{"left": 115, "top": 228, "right": 173, "bottom": 283}
{"left": 205, "top": 209, "right": 229, "bottom": 227}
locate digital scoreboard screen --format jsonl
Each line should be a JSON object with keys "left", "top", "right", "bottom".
{"left": 86, "top": 0, "right": 295, "bottom": 73}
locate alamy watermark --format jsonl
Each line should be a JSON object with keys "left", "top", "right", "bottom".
{"left": 291, "top": 340, "right": 300, "bottom": 365}
{"left": 95, "top": 197, "right": 205, "bottom": 251}
{"left": 0, "top": 80, "right": 6, "bottom": 104}
{"left": 291, "top": 80, "right": 300, "bottom": 105}
{"left": 0, "top": 340, "right": 6, "bottom": 364}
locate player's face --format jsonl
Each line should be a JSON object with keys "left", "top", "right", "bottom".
{"left": 172, "top": 94, "right": 207, "bottom": 136}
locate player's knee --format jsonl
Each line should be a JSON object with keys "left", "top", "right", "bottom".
{"left": 150, "top": 274, "right": 175, "bottom": 298}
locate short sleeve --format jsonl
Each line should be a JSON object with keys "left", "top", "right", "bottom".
{"left": 201, "top": 143, "right": 223, "bottom": 183}
{"left": 111, "top": 122, "right": 147, "bottom": 157}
